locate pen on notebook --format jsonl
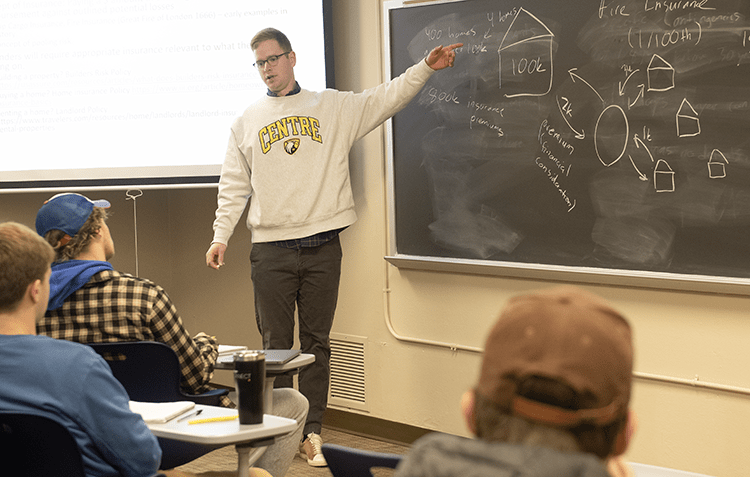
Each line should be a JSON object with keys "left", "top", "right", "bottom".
{"left": 177, "top": 409, "right": 202, "bottom": 422}
{"left": 189, "top": 415, "right": 239, "bottom": 425}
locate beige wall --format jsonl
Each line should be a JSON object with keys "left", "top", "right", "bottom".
{"left": 2, "top": 1, "right": 749, "bottom": 475}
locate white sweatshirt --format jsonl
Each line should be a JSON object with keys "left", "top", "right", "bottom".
{"left": 211, "top": 59, "right": 435, "bottom": 244}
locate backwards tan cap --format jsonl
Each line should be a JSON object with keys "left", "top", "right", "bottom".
{"left": 476, "top": 286, "right": 633, "bottom": 428}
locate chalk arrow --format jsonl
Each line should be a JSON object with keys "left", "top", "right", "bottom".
{"left": 556, "top": 96, "right": 585, "bottom": 139}
{"left": 629, "top": 155, "right": 648, "bottom": 181}
{"left": 628, "top": 85, "right": 645, "bottom": 109}
{"left": 633, "top": 135, "right": 654, "bottom": 162}
{"left": 618, "top": 69, "right": 640, "bottom": 96}
{"left": 568, "top": 68, "right": 604, "bottom": 104}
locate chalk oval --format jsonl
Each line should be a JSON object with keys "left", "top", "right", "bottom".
{"left": 594, "top": 105, "right": 629, "bottom": 167}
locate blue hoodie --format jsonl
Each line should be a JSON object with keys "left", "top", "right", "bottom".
{"left": 48, "top": 260, "right": 113, "bottom": 310}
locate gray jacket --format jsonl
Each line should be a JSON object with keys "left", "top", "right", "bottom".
{"left": 394, "top": 433, "right": 611, "bottom": 477}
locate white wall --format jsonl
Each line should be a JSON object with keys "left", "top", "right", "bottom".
{"left": 2, "top": 1, "right": 748, "bottom": 475}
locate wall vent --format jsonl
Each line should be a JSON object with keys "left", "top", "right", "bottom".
{"left": 329, "top": 332, "right": 367, "bottom": 411}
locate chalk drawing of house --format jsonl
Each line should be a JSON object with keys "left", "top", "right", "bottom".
{"left": 707, "top": 149, "right": 728, "bottom": 179}
{"left": 498, "top": 8, "right": 554, "bottom": 98}
{"left": 654, "top": 159, "right": 675, "bottom": 193}
{"left": 676, "top": 98, "right": 700, "bottom": 138}
{"left": 647, "top": 54, "right": 675, "bottom": 92}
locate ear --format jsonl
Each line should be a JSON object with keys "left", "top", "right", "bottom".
{"left": 289, "top": 51, "right": 297, "bottom": 67}
{"left": 27, "top": 279, "right": 43, "bottom": 304}
{"left": 461, "top": 390, "right": 477, "bottom": 436}
{"left": 613, "top": 409, "right": 637, "bottom": 456}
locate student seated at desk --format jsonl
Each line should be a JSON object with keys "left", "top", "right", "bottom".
{"left": 34, "top": 194, "right": 308, "bottom": 477}
{"left": 0, "top": 222, "right": 163, "bottom": 477}
{"left": 393, "top": 286, "right": 637, "bottom": 477}
{"left": 36, "top": 193, "right": 228, "bottom": 405}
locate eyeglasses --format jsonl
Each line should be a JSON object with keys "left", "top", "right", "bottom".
{"left": 253, "top": 52, "right": 291, "bottom": 69}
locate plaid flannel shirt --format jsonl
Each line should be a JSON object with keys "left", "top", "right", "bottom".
{"left": 37, "top": 269, "right": 229, "bottom": 406}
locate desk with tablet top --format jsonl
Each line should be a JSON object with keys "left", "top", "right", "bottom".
{"left": 213, "top": 350, "right": 315, "bottom": 470}
{"left": 216, "top": 350, "right": 315, "bottom": 414}
{"left": 147, "top": 404, "right": 296, "bottom": 477}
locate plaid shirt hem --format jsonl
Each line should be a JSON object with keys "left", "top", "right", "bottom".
{"left": 268, "top": 227, "right": 344, "bottom": 249}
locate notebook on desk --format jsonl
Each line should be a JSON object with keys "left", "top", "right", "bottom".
{"left": 262, "top": 349, "right": 302, "bottom": 364}
{"left": 218, "top": 344, "right": 247, "bottom": 356}
{"left": 217, "top": 348, "right": 301, "bottom": 366}
{"left": 129, "top": 400, "right": 195, "bottom": 424}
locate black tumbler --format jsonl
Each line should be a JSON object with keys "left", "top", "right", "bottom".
{"left": 233, "top": 350, "right": 265, "bottom": 424}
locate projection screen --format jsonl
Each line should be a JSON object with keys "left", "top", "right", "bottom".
{"left": 0, "top": 0, "right": 334, "bottom": 191}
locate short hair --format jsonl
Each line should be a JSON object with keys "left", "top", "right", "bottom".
{"left": 251, "top": 28, "right": 292, "bottom": 52}
{"left": 44, "top": 207, "right": 108, "bottom": 263}
{"left": 0, "top": 222, "right": 55, "bottom": 313}
{"left": 472, "top": 377, "right": 628, "bottom": 459}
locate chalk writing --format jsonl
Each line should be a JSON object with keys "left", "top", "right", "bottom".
{"left": 426, "top": 87, "right": 459, "bottom": 105}
{"left": 538, "top": 119, "right": 575, "bottom": 155}
{"left": 467, "top": 100, "right": 504, "bottom": 116}
{"left": 599, "top": 0, "right": 631, "bottom": 19}
{"left": 534, "top": 157, "right": 577, "bottom": 212}
{"left": 486, "top": 9, "right": 519, "bottom": 28}
{"left": 470, "top": 115, "right": 503, "bottom": 136}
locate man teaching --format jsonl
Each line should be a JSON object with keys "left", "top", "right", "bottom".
{"left": 206, "top": 27, "right": 461, "bottom": 466}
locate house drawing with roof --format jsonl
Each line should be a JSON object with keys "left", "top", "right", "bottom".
{"left": 676, "top": 98, "right": 700, "bottom": 138}
{"left": 498, "top": 8, "right": 554, "bottom": 98}
{"left": 647, "top": 54, "right": 675, "bottom": 92}
{"left": 707, "top": 149, "right": 729, "bottom": 179}
{"left": 654, "top": 159, "right": 675, "bottom": 192}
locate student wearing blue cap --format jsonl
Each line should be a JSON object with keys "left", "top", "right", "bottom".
{"left": 36, "top": 192, "right": 228, "bottom": 402}
{"left": 35, "top": 193, "right": 308, "bottom": 477}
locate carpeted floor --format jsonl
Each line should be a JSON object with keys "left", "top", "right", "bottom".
{"left": 174, "top": 426, "right": 410, "bottom": 477}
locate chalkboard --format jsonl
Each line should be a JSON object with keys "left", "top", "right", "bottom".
{"left": 383, "top": 0, "right": 750, "bottom": 292}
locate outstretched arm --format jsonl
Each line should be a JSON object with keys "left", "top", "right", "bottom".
{"left": 426, "top": 43, "right": 463, "bottom": 71}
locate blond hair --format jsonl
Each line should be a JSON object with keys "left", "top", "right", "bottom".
{"left": 251, "top": 28, "right": 292, "bottom": 52}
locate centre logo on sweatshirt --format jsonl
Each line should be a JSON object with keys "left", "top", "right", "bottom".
{"left": 258, "top": 116, "right": 322, "bottom": 154}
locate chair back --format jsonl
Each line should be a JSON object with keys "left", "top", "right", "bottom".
{"left": 0, "top": 412, "right": 86, "bottom": 477}
{"left": 322, "top": 443, "right": 403, "bottom": 477}
{"left": 88, "top": 341, "right": 227, "bottom": 405}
